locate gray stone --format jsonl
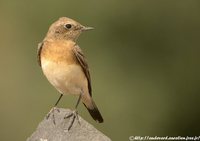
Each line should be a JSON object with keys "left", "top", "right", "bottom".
{"left": 27, "top": 108, "right": 111, "bottom": 141}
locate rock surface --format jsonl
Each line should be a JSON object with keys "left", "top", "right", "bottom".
{"left": 27, "top": 108, "right": 111, "bottom": 141}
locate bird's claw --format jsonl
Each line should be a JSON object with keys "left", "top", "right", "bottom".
{"left": 46, "top": 107, "right": 60, "bottom": 125}
{"left": 64, "top": 110, "right": 80, "bottom": 130}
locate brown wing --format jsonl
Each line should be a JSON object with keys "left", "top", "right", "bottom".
{"left": 37, "top": 42, "right": 43, "bottom": 67}
{"left": 73, "top": 45, "right": 92, "bottom": 96}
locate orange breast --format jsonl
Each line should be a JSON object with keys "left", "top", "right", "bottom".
{"left": 41, "top": 40, "right": 77, "bottom": 65}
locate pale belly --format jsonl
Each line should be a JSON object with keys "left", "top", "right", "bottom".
{"left": 41, "top": 59, "right": 87, "bottom": 95}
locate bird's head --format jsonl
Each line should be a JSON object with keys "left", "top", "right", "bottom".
{"left": 46, "top": 17, "right": 94, "bottom": 41}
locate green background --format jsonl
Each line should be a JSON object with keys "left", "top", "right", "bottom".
{"left": 0, "top": 0, "right": 200, "bottom": 140}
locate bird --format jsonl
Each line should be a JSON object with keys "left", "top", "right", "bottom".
{"left": 37, "top": 17, "right": 103, "bottom": 130}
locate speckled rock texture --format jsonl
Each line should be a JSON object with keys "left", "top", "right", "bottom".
{"left": 27, "top": 108, "right": 111, "bottom": 141}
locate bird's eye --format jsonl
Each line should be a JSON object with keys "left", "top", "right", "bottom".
{"left": 64, "top": 24, "right": 72, "bottom": 29}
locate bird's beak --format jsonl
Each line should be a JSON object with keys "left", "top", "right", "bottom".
{"left": 82, "top": 26, "right": 94, "bottom": 31}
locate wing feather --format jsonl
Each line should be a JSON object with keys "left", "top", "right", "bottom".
{"left": 37, "top": 42, "right": 43, "bottom": 67}
{"left": 73, "top": 45, "right": 92, "bottom": 96}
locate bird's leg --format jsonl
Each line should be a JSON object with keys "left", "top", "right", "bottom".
{"left": 64, "top": 92, "right": 82, "bottom": 130}
{"left": 46, "top": 94, "right": 63, "bottom": 124}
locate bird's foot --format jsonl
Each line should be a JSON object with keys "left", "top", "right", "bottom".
{"left": 64, "top": 110, "right": 80, "bottom": 131}
{"left": 46, "top": 107, "right": 60, "bottom": 125}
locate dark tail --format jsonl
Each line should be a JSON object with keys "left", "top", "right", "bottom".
{"left": 83, "top": 99, "right": 104, "bottom": 123}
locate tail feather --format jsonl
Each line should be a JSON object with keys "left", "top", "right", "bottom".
{"left": 83, "top": 99, "right": 104, "bottom": 123}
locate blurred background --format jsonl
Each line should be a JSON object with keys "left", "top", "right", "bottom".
{"left": 0, "top": 0, "right": 200, "bottom": 140}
